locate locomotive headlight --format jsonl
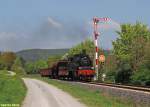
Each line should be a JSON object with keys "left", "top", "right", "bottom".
{"left": 91, "top": 67, "right": 94, "bottom": 70}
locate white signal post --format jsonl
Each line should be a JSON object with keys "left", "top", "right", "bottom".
{"left": 93, "top": 17, "right": 110, "bottom": 80}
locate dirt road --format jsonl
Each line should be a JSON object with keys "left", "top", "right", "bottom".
{"left": 22, "top": 78, "right": 86, "bottom": 107}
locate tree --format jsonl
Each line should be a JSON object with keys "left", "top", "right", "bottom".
{"left": 131, "top": 42, "right": 150, "bottom": 86}
{"left": 11, "top": 57, "right": 25, "bottom": 75}
{"left": 113, "top": 22, "right": 150, "bottom": 84}
{"left": 34, "top": 60, "right": 48, "bottom": 72}
{"left": 68, "top": 39, "right": 95, "bottom": 60}
{"left": 104, "top": 55, "right": 117, "bottom": 82}
{"left": 25, "top": 59, "right": 48, "bottom": 74}
{"left": 0, "top": 52, "right": 16, "bottom": 70}
{"left": 25, "top": 62, "right": 35, "bottom": 74}
{"left": 0, "top": 54, "right": 4, "bottom": 69}
{"left": 142, "top": 42, "right": 150, "bottom": 69}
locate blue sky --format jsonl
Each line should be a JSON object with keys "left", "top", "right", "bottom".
{"left": 0, "top": 0, "right": 149, "bottom": 51}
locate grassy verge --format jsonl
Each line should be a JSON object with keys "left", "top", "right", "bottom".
{"left": 0, "top": 70, "right": 26, "bottom": 106}
{"left": 29, "top": 75, "right": 134, "bottom": 107}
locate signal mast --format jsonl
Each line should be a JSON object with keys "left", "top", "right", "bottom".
{"left": 93, "top": 17, "right": 110, "bottom": 80}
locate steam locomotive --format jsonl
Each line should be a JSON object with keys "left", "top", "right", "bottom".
{"left": 40, "top": 52, "right": 95, "bottom": 81}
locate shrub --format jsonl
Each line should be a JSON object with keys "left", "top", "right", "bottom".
{"left": 115, "top": 63, "right": 132, "bottom": 84}
{"left": 131, "top": 68, "right": 150, "bottom": 86}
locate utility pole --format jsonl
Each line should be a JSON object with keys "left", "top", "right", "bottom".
{"left": 93, "top": 17, "right": 110, "bottom": 80}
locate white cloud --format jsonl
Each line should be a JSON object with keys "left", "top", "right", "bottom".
{"left": 47, "top": 17, "right": 62, "bottom": 28}
{"left": 0, "top": 17, "right": 90, "bottom": 52}
{"left": 0, "top": 17, "right": 119, "bottom": 52}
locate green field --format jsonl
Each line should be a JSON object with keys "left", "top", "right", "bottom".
{"left": 0, "top": 70, "right": 26, "bottom": 106}
{"left": 33, "top": 75, "right": 134, "bottom": 107}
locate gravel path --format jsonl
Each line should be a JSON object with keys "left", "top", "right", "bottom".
{"left": 22, "top": 78, "right": 86, "bottom": 107}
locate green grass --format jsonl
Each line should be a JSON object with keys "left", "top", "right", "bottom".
{"left": 31, "top": 75, "right": 134, "bottom": 107}
{"left": 0, "top": 70, "right": 9, "bottom": 75}
{"left": 0, "top": 70, "right": 26, "bottom": 106}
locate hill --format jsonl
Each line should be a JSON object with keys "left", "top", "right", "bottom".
{"left": 16, "top": 49, "right": 69, "bottom": 62}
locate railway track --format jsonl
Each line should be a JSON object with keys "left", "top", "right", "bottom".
{"left": 77, "top": 81, "right": 150, "bottom": 93}
{"left": 54, "top": 79, "right": 150, "bottom": 93}
{"left": 54, "top": 79, "right": 150, "bottom": 106}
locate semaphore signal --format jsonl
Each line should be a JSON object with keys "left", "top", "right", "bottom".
{"left": 93, "top": 17, "right": 110, "bottom": 80}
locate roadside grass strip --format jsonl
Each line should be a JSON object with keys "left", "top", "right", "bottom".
{"left": 35, "top": 76, "right": 134, "bottom": 107}
{"left": 0, "top": 70, "right": 26, "bottom": 107}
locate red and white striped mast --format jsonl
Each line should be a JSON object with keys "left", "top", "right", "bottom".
{"left": 93, "top": 17, "right": 110, "bottom": 80}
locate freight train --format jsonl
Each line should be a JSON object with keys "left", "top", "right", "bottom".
{"left": 40, "top": 52, "right": 95, "bottom": 81}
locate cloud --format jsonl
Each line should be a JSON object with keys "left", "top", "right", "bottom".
{"left": 47, "top": 17, "right": 62, "bottom": 28}
{"left": 0, "top": 17, "right": 90, "bottom": 52}
{"left": 0, "top": 17, "right": 120, "bottom": 52}
{"left": 33, "top": 17, "right": 90, "bottom": 46}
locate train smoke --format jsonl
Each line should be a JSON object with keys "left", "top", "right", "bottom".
{"left": 0, "top": 17, "right": 120, "bottom": 52}
{"left": 0, "top": 17, "right": 90, "bottom": 52}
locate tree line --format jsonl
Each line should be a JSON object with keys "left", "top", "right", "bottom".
{"left": 112, "top": 22, "right": 150, "bottom": 86}
{"left": 0, "top": 22, "right": 149, "bottom": 86}
{"left": 0, "top": 51, "right": 59, "bottom": 75}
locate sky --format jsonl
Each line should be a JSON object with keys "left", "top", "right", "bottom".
{"left": 0, "top": 0, "right": 149, "bottom": 52}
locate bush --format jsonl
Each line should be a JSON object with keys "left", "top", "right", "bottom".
{"left": 115, "top": 63, "right": 132, "bottom": 84}
{"left": 25, "top": 60, "right": 48, "bottom": 74}
{"left": 131, "top": 68, "right": 150, "bottom": 86}
{"left": 106, "top": 71, "right": 116, "bottom": 83}
{"left": 145, "top": 80, "right": 150, "bottom": 86}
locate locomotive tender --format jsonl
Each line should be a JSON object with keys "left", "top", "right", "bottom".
{"left": 40, "top": 52, "right": 95, "bottom": 81}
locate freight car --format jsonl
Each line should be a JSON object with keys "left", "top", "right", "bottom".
{"left": 51, "top": 60, "right": 69, "bottom": 79}
{"left": 39, "top": 68, "right": 52, "bottom": 77}
{"left": 57, "top": 60, "right": 69, "bottom": 79}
